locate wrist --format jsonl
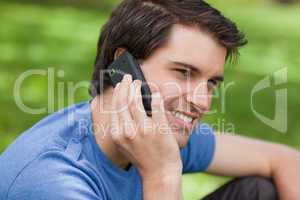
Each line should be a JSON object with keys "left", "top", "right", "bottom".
{"left": 140, "top": 163, "right": 182, "bottom": 181}
{"left": 142, "top": 170, "right": 182, "bottom": 183}
{"left": 140, "top": 163, "right": 183, "bottom": 200}
{"left": 142, "top": 172, "right": 182, "bottom": 199}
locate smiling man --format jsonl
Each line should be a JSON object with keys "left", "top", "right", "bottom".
{"left": 1, "top": 0, "right": 300, "bottom": 200}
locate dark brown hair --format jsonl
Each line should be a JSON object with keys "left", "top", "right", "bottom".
{"left": 89, "top": 0, "right": 247, "bottom": 97}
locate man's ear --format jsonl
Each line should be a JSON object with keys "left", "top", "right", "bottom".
{"left": 114, "top": 48, "right": 126, "bottom": 60}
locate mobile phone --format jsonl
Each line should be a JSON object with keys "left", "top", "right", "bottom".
{"left": 107, "top": 51, "right": 152, "bottom": 116}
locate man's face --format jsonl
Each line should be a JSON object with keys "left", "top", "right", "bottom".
{"left": 140, "top": 24, "right": 227, "bottom": 148}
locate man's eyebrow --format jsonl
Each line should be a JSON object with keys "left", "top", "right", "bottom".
{"left": 171, "top": 60, "right": 224, "bottom": 82}
{"left": 171, "top": 61, "right": 201, "bottom": 74}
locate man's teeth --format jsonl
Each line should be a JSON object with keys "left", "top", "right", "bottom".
{"left": 171, "top": 111, "right": 193, "bottom": 123}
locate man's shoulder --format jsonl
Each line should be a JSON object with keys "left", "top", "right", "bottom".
{"left": 4, "top": 147, "right": 103, "bottom": 200}
{"left": 180, "top": 122, "right": 216, "bottom": 173}
{"left": 0, "top": 100, "right": 93, "bottom": 199}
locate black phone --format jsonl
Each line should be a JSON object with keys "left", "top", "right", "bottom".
{"left": 107, "top": 51, "right": 152, "bottom": 116}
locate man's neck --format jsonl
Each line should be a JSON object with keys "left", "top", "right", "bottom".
{"left": 90, "top": 93, "right": 130, "bottom": 170}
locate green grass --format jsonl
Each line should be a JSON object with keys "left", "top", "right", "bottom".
{"left": 0, "top": 1, "right": 300, "bottom": 199}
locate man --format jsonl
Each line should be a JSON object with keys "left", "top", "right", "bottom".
{"left": 0, "top": 0, "right": 299, "bottom": 199}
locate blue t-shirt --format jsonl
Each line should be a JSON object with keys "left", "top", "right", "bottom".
{"left": 0, "top": 101, "right": 215, "bottom": 200}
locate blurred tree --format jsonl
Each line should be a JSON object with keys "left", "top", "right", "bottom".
{"left": 0, "top": 0, "right": 121, "bottom": 11}
{"left": 274, "top": 0, "right": 299, "bottom": 4}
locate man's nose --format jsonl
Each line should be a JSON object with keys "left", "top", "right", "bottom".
{"left": 185, "top": 81, "right": 211, "bottom": 113}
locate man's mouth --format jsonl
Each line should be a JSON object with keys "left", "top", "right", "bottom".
{"left": 167, "top": 110, "right": 199, "bottom": 131}
{"left": 171, "top": 110, "right": 193, "bottom": 123}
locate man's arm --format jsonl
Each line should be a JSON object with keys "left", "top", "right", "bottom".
{"left": 142, "top": 171, "right": 183, "bottom": 200}
{"left": 207, "top": 133, "right": 300, "bottom": 200}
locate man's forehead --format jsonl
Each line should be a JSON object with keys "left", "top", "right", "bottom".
{"left": 160, "top": 24, "right": 227, "bottom": 74}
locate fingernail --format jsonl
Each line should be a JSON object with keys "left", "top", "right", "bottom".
{"left": 133, "top": 80, "right": 141, "bottom": 86}
{"left": 125, "top": 74, "right": 132, "bottom": 82}
{"left": 122, "top": 74, "right": 128, "bottom": 82}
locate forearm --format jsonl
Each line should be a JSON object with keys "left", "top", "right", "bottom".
{"left": 271, "top": 145, "right": 300, "bottom": 200}
{"left": 207, "top": 134, "right": 300, "bottom": 199}
{"left": 142, "top": 171, "right": 183, "bottom": 200}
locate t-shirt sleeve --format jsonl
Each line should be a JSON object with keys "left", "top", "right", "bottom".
{"left": 8, "top": 150, "right": 105, "bottom": 200}
{"left": 180, "top": 123, "right": 216, "bottom": 173}
{"left": 27, "top": 178, "right": 103, "bottom": 200}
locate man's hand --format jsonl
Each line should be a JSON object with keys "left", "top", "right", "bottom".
{"left": 207, "top": 133, "right": 300, "bottom": 200}
{"left": 110, "top": 74, "right": 183, "bottom": 200}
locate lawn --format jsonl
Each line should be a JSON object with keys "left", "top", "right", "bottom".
{"left": 0, "top": 1, "right": 299, "bottom": 199}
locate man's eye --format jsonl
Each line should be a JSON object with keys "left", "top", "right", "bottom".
{"left": 174, "top": 69, "right": 190, "bottom": 77}
{"left": 208, "top": 79, "right": 218, "bottom": 87}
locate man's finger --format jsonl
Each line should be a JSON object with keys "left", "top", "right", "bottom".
{"left": 118, "top": 74, "right": 136, "bottom": 139}
{"left": 130, "top": 80, "right": 148, "bottom": 123}
{"left": 111, "top": 82, "right": 122, "bottom": 139}
{"left": 151, "top": 92, "right": 168, "bottom": 126}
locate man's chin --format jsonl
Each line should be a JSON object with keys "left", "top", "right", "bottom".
{"left": 168, "top": 119, "right": 196, "bottom": 148}
{"left": 174, "top": 130, "right": 191, "bottom": 149}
